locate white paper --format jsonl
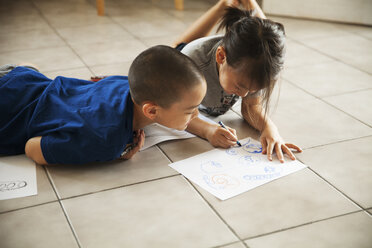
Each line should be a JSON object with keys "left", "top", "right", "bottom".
{"left": 141, "top": 114, "right": 215, "bottom": 151}
{"left": 141, "top": 123, "right": 196, "bottom": 151}
{"left": 169, "top": 137, "right": 307, "bottom": 200}
{"left": 0, "top": 155, "right": 37, "bottom": 200}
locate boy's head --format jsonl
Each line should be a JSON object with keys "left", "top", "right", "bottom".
{"left": 128, "top": 45, "right": 206, "bottom": 130}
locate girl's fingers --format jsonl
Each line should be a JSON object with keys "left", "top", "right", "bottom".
{"left": 266, "top": 141, "right": 275, "bottom": 161}
{"left": 275, "top": 143, "right": 284, "bottom": 163}
{"left": 260, "top": 137, "right": 268, "bottom": 154}
{"left": 285, "top": 143, "right": 303, "bottom": 152}
{"left": 282, "top": 145, "right": 296, "bottom": 160}
{"left": 219, "top": 127, "right": 237, "bottom": 142}
{"left": 227, "top": 127, "right": 237, "bottom": 136}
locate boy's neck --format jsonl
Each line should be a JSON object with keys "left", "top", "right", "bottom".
{"left": 132, "top": 101, "right": 153, "bottom": 130}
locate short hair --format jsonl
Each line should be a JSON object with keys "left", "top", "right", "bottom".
{"left": 128, "top": 45, "right": 204, "bottom": 108}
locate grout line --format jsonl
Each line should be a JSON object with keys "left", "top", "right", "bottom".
{"left": 59, "top": 174, "right": 180, "bottom": 201}
{"left": 30, "top": 0, "right": 96, "bottom": 76}
{"left": 320, "top": 100, "right": 372, "bottom": 128}
{"left": 183, "top": 177, "right": 249, "bottom": 248}
{"left": 156, "top": 144, "right": 251, "bottom": 248}
{"left": 43, "top": 165, "right": 61, "bottom": 200}
{"left": 283, "top": 77, "right": 372, "bottom": 128}
{"left": 307, "top": 166, "right": 367, "bottom": 211}
{"left": 210, "top": 241, "right": 248, "bottom": 248}
{"left": 0, "top": 45, "right": 68, "bottom": 56}
{"left": 157, "top": 142, "right": 249, "bottom": 247}
{"left": 298, "top": 134, "right": 372, "bottom": 151}
{"left": 84, "top": 0, "right": 150, "bottom": 48}
{"left": 288, "top": 38, "right": 372, "bottom": 76}
{"left": 365, "top": 209, "right": 372, "bottom": 217}
{"left": 43, "top": 166, "right": 82, "bottom": 247}
{"left": 155, "top": 145, "right": 174, "bottom": 163}
{"left": 320, "top": 87, "right": 372, "bottom": 99}
{"left": 267, "top": 14, "right": 372, "bottom": 28}
{"left": 244, "top": 209, "right": 365, "bottom": 240}
{"left": 58, "top": 200, "right": 82, "bottom": 248}
{"left": 0, "top": 200, "right": 59, "bottom": 215}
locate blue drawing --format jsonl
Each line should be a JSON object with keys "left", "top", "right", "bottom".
{"left": 243, "top": 142, "right": 262, "bottom": 154}
{"left": 200, "top": 160, "right": 225, "bottom": 174}
{"left": 243, "top": 173, "right": 280, "bottom": 181}
{"left": 226, "top": 147, "right": 238, "bottom": 156}
{"left": 203, "top": 174, "right": 240, "bottom": 190}
{"left": 242, "top": 166, "right": 283, "bottom": 181}
{"left": 264, "top": 166, "right": 282, "bottom": 174}
{"left": 238, "top": 155, "right": 261, "bottom": 166}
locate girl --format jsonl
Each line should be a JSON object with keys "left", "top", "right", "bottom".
{"left": 174, "top": 0, "right": 302, "bottom": 163}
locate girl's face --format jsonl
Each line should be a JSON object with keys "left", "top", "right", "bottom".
{"left": 216, "top": 46, "right": 259, "bottom": 97}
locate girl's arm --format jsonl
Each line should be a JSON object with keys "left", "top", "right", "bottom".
{"left": 173, "top": 0, "right": 230, "bottom": 47}
{"left": 241, "top": 96, "right": 302, "bottom": 162}
{"left": 25, "top": 137, "right": 48, "bottom": 165}
{"left": 242, "top": 0, "right": 266, "bottom": 19}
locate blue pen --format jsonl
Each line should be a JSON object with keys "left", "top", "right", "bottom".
{"left": 218, "top": 121, "right": 242, "bottom": 147}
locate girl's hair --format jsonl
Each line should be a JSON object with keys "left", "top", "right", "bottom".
{"left": 218, "top": 7, "right": 286, "bottom": 129}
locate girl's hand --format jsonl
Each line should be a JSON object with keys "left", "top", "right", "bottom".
{"left": 260, "top": 124, "right": 302, "bottom": 163}
{"left": 120, "top": 129, "right": 145, "bottom": 160}
{"left": 221, "top": 0, "right": 240, "bottom": 8}
{"left": 206, "top": 124, "right": 238, "bottom": 148}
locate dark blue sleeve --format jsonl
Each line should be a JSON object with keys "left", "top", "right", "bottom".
{"left": 40, "top": 132, "right": 122, "bottom": 164}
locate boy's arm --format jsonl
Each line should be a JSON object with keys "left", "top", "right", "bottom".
{"left": 186, "top": 116, "right": 237, "bottom": 148}
{"left": 119, "top": 129, "right": 145, "bottom": 160}
{"left": 25, "top": 137, "right": 48, "bottom": 165}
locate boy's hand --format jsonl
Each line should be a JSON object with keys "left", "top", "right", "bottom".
{"left": 206, "top": 124, "right": 238, "bottom": 148}
{"left": 260, "top": 124, "right": 302, "bottom": 163}
{"left": 120, "top": 129, "right": 145, "bottom": 160}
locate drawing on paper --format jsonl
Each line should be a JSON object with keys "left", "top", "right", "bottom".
{"left": 226, "top": 138, "right": 263, "bottom": 156}
{"left": 243, "top": 142, "right": 262, "bottom": 154}
{"left": 0, "top": 180, "right": 27, "bottom": 192}
{"left": 169, "top": 137, "right": 307, "bottom": 200}
{"left": 242, "top": 166, "right": 283, "bottom": 181}
{"left": 238, "top": 155, "right": 261, "bottom": 166}
{"left": 226, "top": 148, "right": 238, "bottom": 156}
{"left": 200, "top": 160, "right": 225, "bottom": 173}
{"left": 203, "top": 174, "right": 240, "bottom": 190}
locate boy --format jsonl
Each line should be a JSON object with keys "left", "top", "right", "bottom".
{"left": 0, "top": 45, "right": 207, "bottom": 165}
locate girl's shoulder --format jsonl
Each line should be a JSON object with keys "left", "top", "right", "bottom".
{"left": 182, "top": 35, "right": 222, "bottom": 54}
{"left": 181, "top": 35, "right": 223, "bottom": 66}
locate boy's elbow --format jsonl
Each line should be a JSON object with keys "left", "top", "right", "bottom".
{"left": 25, "top": 137, "right": 48, "bottom": 165}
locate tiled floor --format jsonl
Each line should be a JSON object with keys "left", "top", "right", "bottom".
{"left": 0, "top": 0, "right": 371, "bottom": 247}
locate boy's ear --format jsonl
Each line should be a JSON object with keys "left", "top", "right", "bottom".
{"left": 216, "top": 46, "right": 226, "bottom": 65}
{"left": 142, "top": 102, "right": 159, "bottom": 120}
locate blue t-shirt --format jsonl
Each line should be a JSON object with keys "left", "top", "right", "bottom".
{"left": 0, "top": 67, "right": 133, "bottom": 164}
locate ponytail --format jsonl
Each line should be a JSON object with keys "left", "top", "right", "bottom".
{"left": 217, "top": 7, "right": 253, "bottom": 33}
{"left": 217, "top": 7, "right": 286, "bottom": 130}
